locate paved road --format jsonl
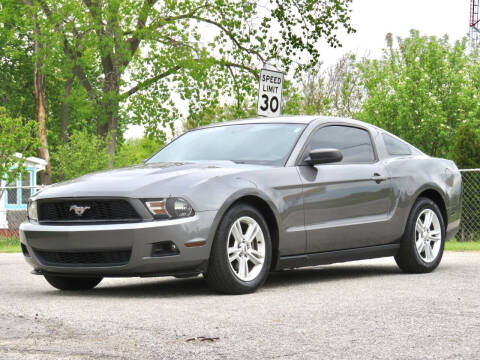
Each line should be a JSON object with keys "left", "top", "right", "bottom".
{"left": 0, "top": 252, "right": 479, "bottom": 360}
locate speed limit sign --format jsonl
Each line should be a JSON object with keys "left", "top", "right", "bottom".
{"left": 257, "top": 68, "right": 284, "bottom": 117}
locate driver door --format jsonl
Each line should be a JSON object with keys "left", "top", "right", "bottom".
{"left": 297, "top": 125, "right": 394, "bottom": 253}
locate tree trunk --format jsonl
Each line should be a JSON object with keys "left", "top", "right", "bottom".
{"left": 33, "top": 23, "right": 53, "bottom": 185}
{"left": 60, "top": 76, "right": 74, "bottom": 143}
{"left": 98, "top": 65, "right": 120, "bottom": 167}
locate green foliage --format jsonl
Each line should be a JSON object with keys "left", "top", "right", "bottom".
{"left": 450, "top": 123, "right": 480, "bottom": 168}
{"left": 0, "top": 107, "right": 39, "bottom": 185}
{"left": 51, "top": 129, "right": 110, "bottom": 181}
{"left": 180, "top": 53, "right": 365, "bottom": 129}
{"left": 183, "top": 100, "right": 257, "bottom": 131}
{"left": 281, "top": 79, "right": 304, "bottom": 115}
{"left": 6, "top": 0, "right": 354, "bottom": 141}
{"left": 115, "top": 136, "right": 166, "bottom": 168}
{"left": 358, "top": 31, "right": 480, "bottom": 158}
{"left": 2, "top": 0, "right": 356, "bottom": 170}
{"left": 0, "top": 1, "right": 35, "bottom": 120}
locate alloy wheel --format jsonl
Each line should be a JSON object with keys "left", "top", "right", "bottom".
{"left": 227, "top": 216, "right": 266, "bottom": 281}
{"left": 415, "top": 209, "right": 442, "bottom": 263}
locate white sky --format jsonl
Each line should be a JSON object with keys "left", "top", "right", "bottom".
{"left": 320, "top": 0, "right": 470, "bottom": 65}
{"left": 124, "top": 0, "right": 471, "bottom": 139}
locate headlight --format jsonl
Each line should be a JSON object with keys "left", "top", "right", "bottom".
{"left": 144, "top": 198, "right": 194, "bottom": 219}
{"left": 28, "top": 200, "right": 38, "bottom": 222}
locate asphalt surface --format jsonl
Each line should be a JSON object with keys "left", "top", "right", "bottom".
{"left": 0, "top": 252, "right": 479, "bottom": 360}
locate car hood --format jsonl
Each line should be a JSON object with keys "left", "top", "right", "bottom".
{"left": 33, "top": 161, "right": 264, "bottom": 200}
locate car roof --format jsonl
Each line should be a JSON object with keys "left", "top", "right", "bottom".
{"left": 197, "top": 115, "right": 373, "bottom": 129}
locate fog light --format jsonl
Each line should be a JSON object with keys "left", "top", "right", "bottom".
{"left": 151, "top": 241, "right": 180, "bottom": 257}
{"left": 21, "top": 244, "right": 30, "bottom": 257}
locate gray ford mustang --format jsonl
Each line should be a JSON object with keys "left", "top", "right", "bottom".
{"left": 20, "top": 116, "right": 462, "bottom": 294}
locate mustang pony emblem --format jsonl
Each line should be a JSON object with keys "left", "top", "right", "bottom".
{"left": 69, "top": 205, "right": 91, "bottom": 216}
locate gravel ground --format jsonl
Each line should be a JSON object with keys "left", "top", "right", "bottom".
{"left": 0, "top": 252, "right": 479, "bottom": 360}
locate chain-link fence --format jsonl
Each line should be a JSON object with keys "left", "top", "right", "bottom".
{"left": 459, "top": 169, "right": 480, "bottom": 241}
{"left": 1, "top": 173, "right": 480, "bottom": 243}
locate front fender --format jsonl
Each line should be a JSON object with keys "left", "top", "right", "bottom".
{"left": 205, "top": 185, "right": 283, "bottom": 249}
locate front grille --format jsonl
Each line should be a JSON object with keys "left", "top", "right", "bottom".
{"left": 38, "top": 199, "right": 141, "bottom": 224}
{"left": 34, "top": 249, "right": 131, "bottom": 267}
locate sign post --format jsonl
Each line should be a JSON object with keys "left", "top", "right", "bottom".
{"left": 257, "top": 68, "right": 284, "bottom": 117}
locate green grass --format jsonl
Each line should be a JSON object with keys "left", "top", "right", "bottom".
{"left": 0, "top": 236, "right": 21, "bottom": 253}
{"left": 1, "top": 236, "right": 480, "bottom": 253}
{"left": 444, "top": 239, "right": 480, "bottom": 252}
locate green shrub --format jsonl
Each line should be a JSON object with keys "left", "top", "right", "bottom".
{"left": 52, "top": 129, "right": 110, "bottom": 181}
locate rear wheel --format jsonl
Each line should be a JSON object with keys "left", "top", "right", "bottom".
{"left": 43, "top": 275, "right": 103, "bottom": 291}
{"left": 395, "top": 197, "right": 445, "bottom": 273}
{"left": 204, "top": 203, "right": 272, "bottom": 294}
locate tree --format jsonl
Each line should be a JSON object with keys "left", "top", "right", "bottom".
{"left": 181, "top": 78, "right": 302, "bottom": 131}
{"left": 20, "top": 0, "right": 355, "bottom": 164}
{"left": 182, "top": 99, "right": 257, "bottom": 131}
{"left": 1, "top": 0, "right": 95, "bottom": 184}
{"left": 0, "top": 1, "right": 36, "bottom": 121}
{"left": 0, "top": 0, "right": 52, "bottom": 182}
{"left": 358, "top": 31, "right": 480, "bottom": 158}
{"left": 114, "top": 136, "right": 166, "bottom": 167}
{"left": 300, "top": 53, "right": 365, "bottom": 117}
{"left": 0, "top": 108, "right": 39, "bottom": 198}
{"left": 450, "top": 123, "right": 480, "bottom": 241}
{"left": 51, "top": 129, "right": 110, "bottom": 181}
{"left": 450, "top": 123, "right": 480, "bottom": 169}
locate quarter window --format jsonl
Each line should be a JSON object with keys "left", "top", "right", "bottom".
{"left": 382, "top": 133, "right": 411, "bottom": 156}
{"left": 305, "top": 125, "right": 375, "bottom": 163}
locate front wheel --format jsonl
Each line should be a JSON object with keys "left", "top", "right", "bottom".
{"left": 44, "top": 275, "right": 103, "bottom": 291}
{"left": 204, "top": 203, "right": 272, "bottom": 294}
{"left": 395, "top": 197, "right": 445, "bottom": 273}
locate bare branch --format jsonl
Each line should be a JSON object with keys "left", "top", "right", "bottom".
{"left": 160, "top": 3, "right": 209, "bottom": 25}
{"left": 125, "top": 0, "right": 158, "bottom": 59}
{"left": 192, "top": 17, "right": 265, "bottom": 64}
{"left": 218, "top": 60, "right": 259, "bottom": 79}
{"left": 121, "top": 65, "right": 181, "bottom": 98}
{"left": 121, "top": 57, "right": 258, "bottom": 98}
{"left": 73, "top": 65, "right": 96, "bottom": 100}
{"left": 61, "top": 38, "right": 96, "bottom": 100}
{"left": 125, "top": 2, "right": 208, "bottom": 61}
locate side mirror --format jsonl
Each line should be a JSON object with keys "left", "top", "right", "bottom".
{"left": 305, "top": 148, "right": 343, "bottom": 165}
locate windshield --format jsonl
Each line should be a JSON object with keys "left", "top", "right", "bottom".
{"left": 147, "top": 123, "right": 306, "bottom": 166}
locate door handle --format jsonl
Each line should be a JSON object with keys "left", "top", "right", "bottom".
{"left": 371, "top": 173, "right": 389, "bottom": 183}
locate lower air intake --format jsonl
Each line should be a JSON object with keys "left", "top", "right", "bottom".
{"left": 34, "top": 249, "right": 131, "bottom": 267}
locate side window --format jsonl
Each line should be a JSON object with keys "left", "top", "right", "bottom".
{"left": 305, "top": 125, "right": 375, "bottom": 163}
{"left": 3, "top": 171, "right": 33, "bottom": 207}
{"left": 21, "top": 172, "right": 32, "bottom": 204}
{"left": 382, "top": 133, "right": 411, "bottom": 156}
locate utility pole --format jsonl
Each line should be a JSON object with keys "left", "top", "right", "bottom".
{"left": 470, "top": 0, "right": 480, "bottom": 48}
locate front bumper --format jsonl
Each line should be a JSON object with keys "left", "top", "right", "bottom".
{"left": 20, "top": 211, "right": 217, "bottom": 277}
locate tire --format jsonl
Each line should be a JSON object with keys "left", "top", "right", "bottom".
{"left": 204, "top": 203, "right": 272, "bottom": 294}
{"left": 43, "top": 275, "right": 103, "bottom": 291}
{"left": 395, "top": 197, "right": 445, "bottom": 273}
